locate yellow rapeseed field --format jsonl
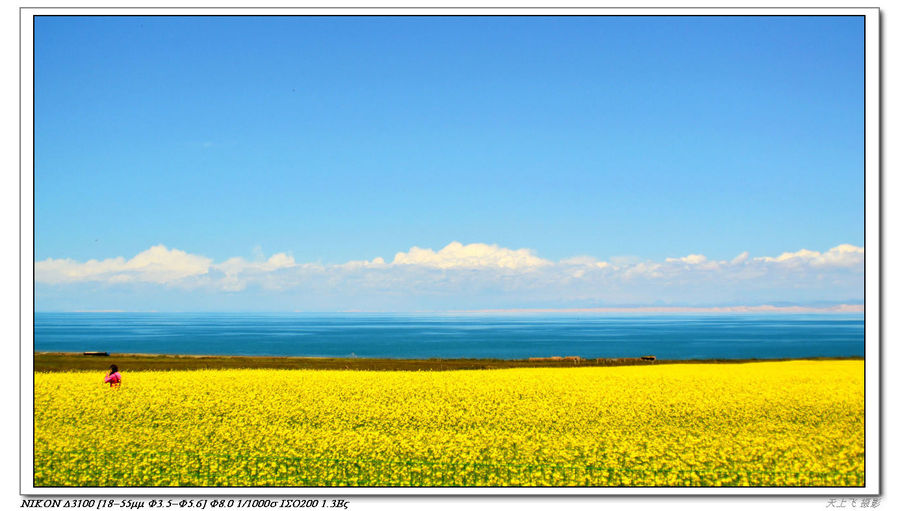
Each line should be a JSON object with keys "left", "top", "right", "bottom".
{"left": 33, "top": 360, "right": 864, "bottom": 487}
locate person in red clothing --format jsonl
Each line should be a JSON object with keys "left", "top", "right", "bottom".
{"left": 104, "top": 364, "right": 122, "bottom": 388}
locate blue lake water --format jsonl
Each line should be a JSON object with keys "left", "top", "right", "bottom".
{"left": 33, "top": 312, "right": 865, "bottom": 360}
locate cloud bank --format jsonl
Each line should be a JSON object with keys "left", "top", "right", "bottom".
{"left": 391, "top": 241, "right": 550, "bottom": 269}
{"left": 35, "top": 245, "right": 212, "bottom": 284}
{"left": 753, "top": 244, "right": 864, "bottom": 267}
{"left": 35, "top": 241, "right": 864, "bottom": 310}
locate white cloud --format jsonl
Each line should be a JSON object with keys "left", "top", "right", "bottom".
{"left": 391, "top": 241, "right": 550, "bottom": 269}
{"left": 210, "top": 253, "right": 298, "bottom": 292}
{"left": 622, "top": 262, "right": 663, "bottom": 279}
{"left": 338, "top": 257, "right": 387, "bottom": 270}
{"left": 756, "top": 248, "right": 819, "bottom": 264}
{"left": 559, "top": 256, "right": 610, "bottom": 269}
{"left": 609, "top": 255, "right": 641, "bottom": 266}
{"left": 214, "top": 253, "right": 296, "bottom": 276}
{"left": 665, "top": 254, "right": 708, "bottom": 265}
{"left": 35, "top": 242, "right": 864, "bottom": 307}
{"left": 731, "top": 252, "right": 749, "bottom": 264}
{"left": 556, "top": 256, "right": 611, "bottom": 279}
{"left": 754, "top": 244, "right": 864, "bottom": 268}
{"left": 814, "top": 244, "right": 865, "bottom": 267}
{"left": 36, "top": 245, "right": 212, "bottom": 285}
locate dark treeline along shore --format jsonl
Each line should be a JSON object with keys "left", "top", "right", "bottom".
{"left": 33, "top": 352, "right": 863, "bottom": 373}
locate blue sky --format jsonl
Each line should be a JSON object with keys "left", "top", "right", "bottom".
{"left": 34, "top": 16, "right": 865, "bottom": 311}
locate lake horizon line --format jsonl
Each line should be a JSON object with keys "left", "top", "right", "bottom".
{"left": 36, "top": 303, "right": 865, "bottom": 315}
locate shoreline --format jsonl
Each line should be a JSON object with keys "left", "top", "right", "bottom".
{"left": 33, "top": 351, "right": 864, "bottom": 373}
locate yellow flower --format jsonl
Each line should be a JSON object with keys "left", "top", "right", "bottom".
{"left": 33, "top": 361, "right": 864, "bottom": 487}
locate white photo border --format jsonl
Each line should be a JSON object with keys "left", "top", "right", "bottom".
{"left": 20, "top": 6, "right": 881, "bottom": 497}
